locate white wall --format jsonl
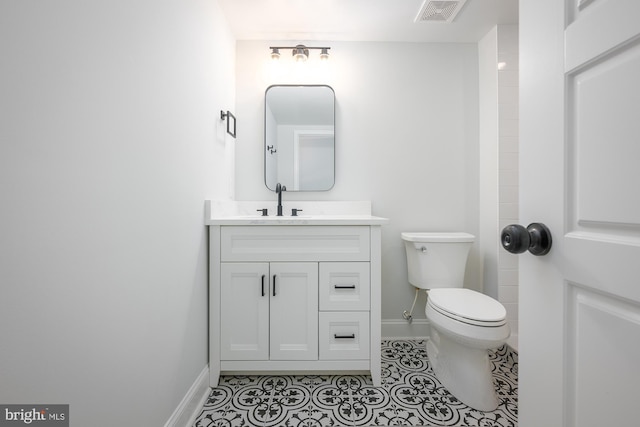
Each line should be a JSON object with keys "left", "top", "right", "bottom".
{"left": 234, "top": 41, "right": 480, "bottom": 335}
{"left": 478, "top": 25, "right": 520, "bottom": 346}
{"left": 497, "top": 25, "right": 520, "bottom": 344}
{"left": 479, "top": 27, "right": 500, "bottom": 303}
{"left": 0, "top": 1, "right": 235, "bottom": 425}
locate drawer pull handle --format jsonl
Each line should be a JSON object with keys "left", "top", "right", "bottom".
{"left": 261, "top": 275, "right": 265, "bottom": 297}
{"left": 334, "top": 284, "right": 356, "bottom": 289}
{"left": 334, "top": 334, "right": 355, "bottom": 339}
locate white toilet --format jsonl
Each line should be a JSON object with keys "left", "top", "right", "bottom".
{"left": 401, "top": 232, "right": 510, "bottom": 411}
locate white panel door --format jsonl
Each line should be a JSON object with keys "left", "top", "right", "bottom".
{"left": 220, "top": 263, "right": 270, "bottom": 361}
{"left": 269, "top": 262, "right": 318, "bottom": 360}
{"left": 520, "top": 1, "right": 640, "bottom": 426}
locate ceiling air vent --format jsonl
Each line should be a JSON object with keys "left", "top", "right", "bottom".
{"left": 414, "top": 0, "right": 468, "bottom": 23}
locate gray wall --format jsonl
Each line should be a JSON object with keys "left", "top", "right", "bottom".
{"left": 0, "top": 1, "right": 235, "bottom": 425}
{"left": 234, "top": 41, "right": 480, "bottom": 336}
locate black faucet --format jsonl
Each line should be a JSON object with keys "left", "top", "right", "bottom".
{"left": 275, "top": 182, "right": 286, "bottom": 216}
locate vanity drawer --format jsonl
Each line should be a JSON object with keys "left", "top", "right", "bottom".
{"left": 319, "top": 262, "right": 370, "bottom": 311}
{"left": 220, "top": 226, "right": 370, "bottom": 262}
{"left": 319, "top": 312, "right": 370, "bottom": 360}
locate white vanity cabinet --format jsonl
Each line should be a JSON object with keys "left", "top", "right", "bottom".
{"left": 207, "top": 214, "right": 387, "bottom": 388}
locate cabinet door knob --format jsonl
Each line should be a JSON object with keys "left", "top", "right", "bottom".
{"left": 334, "top": 334, "right": 356, "bottom": 339}
{"left": 273, "top": 274, "right": 277, "bottom": 296}
{"left": 261, "top": 275, "right": 266, "bottom": 297}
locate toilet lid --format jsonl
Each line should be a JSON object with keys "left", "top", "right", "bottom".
{"left": 427, "top": 288, "right": 506, "bottom": 326}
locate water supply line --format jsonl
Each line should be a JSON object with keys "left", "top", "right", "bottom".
{"left": 402, "top": 287, "right": 421, "bottom": 324}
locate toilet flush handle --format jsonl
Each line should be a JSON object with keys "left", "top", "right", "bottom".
{"left": 412, "top": 243, "right": 427, "bottom": 252}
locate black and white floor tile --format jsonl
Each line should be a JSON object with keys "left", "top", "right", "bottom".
{"left": 193, "top": 339, "right": 518, "bottom": 426}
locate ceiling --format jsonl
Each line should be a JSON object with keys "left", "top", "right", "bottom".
{"left": 218, "top": 0, "right": 519, "bottom": 44}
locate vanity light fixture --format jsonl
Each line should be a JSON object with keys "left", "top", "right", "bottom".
{"left": 269, "top": 44, "right": 330, "bottom": 62}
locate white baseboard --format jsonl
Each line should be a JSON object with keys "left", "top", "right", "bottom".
{"left": 382, "top": 318, "right": 429, "bottom": 340}
{"left": 164, "top": 365, "right": 211, "bottom": 427}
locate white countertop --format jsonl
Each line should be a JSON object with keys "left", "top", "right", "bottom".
{"left": 206, "top": 214, "right": 389, "bottom": 226}
{"left": 205, "top": 200, "right": 389, "bottom": 226}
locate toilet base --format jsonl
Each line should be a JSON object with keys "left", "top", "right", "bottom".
{"left": 426, "top": 327, "right": 499, "bottom": 412}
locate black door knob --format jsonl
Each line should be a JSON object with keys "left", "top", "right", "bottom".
{"left": 501, "top": 223, "right": 552, "bottom": 256}
{"left": 501, "top": 224, "right": 529, "bottom": 254}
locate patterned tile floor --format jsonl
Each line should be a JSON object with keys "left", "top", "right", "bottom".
{"left": 193, "top": 339, "right": 518, "bottom": 426}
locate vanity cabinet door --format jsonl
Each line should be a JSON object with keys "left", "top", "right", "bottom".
{"left": 220, "top": 263, "right": 270, "bottom": 361}
{"left": 221, "top": 262, "right": 318, "bottom": 362}
{"left": 269, "top": 262, "right": 319, "bottom": 361}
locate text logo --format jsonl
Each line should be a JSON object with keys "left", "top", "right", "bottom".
{"left": 0, "top": 405, "right": 68, "bottom": 427}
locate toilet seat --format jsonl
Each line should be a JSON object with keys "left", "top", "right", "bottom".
{"left": 427, "top": 288, "right": 507, "bottom": 327}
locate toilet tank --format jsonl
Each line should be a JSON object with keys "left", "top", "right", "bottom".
{"left": 401, "top": 232, "right": 474, "bottom": 289}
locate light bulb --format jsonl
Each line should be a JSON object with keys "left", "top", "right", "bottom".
{"left": 293, "top": 45, "right": 308, "bottom": 62}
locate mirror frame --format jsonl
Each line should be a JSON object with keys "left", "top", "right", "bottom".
{"left": 264, "top": 84, "right": 335, "bottom": 192}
